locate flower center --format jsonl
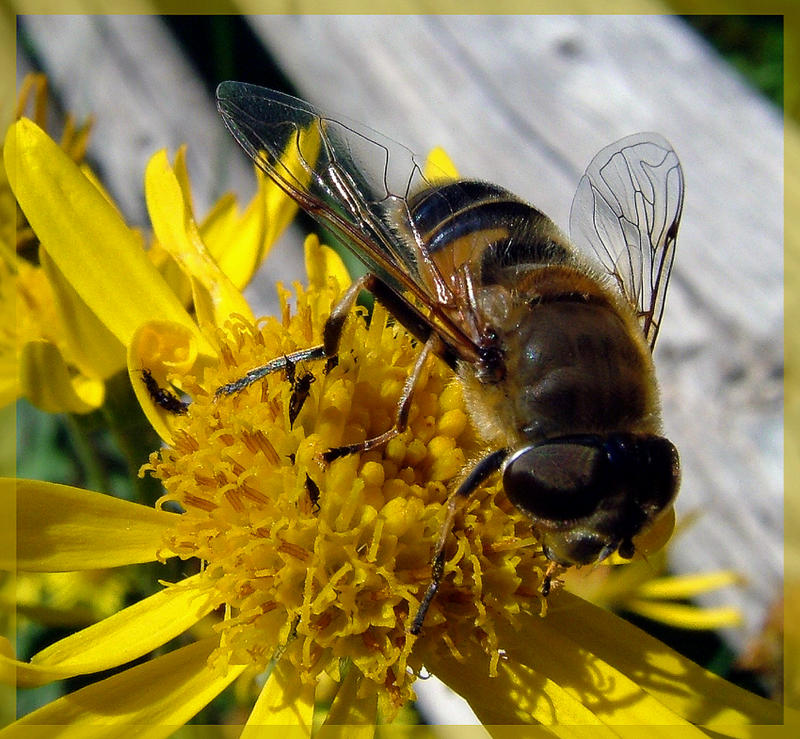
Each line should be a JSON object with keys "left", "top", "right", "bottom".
{"left": 145, "top": 280, "right": 549, "bottom": 713}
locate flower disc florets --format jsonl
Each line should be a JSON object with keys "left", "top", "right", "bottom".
{"left": 145, "top": 263, "right": 549, "bottom": 715}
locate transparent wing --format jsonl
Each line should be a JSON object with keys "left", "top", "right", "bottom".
{"left": 216, "top": 82, "right": 478, "bottom": 357}
{"left": 569, "top": 133, "right": 684, "bottom": 350}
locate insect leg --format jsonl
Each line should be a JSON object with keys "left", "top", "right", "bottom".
{"left": 322, "top": 333, "right": 440, "bottom": 463}
{"left": 410, "top": 447, "right": 509, "bottom": 635}
{"left": 215, "top": 275, "right": 378, "bottom": 399}
{"left": 283, "top": 354, "right": 297, "bottom": 387}
{"left": 215, "top": 345, "right": 327, "bottom": 397}
{"left": 541, "top": 561, "right": 565, "bottom": 597}
{"left": 319, "top": 272, "right": 393, "bottom": 373}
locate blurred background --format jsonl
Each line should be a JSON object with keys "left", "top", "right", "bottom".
{"left": 11, "top": 10, "right": 785, "bottom": 727}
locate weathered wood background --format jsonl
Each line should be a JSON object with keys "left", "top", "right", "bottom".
{"left": 16, "top": 11, "right": 785, "bottom": 721}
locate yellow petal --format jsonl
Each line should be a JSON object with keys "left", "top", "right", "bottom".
{"left": 546, "top": 591, "right": 783, "bottom": 725}
{"left": 39, "top": 248, "right": 125, "bottom": 380}
{"left": 323, "top": 665, "right": 377, "bottom": 730}
{"left": 148, "top": 242, "right": 194, "bottom": 308}
{"left": 25, "top": 573, "right": 217, "bottom": 682}
{"left": 79, "top": 162, "right": 121, "bottom": 211}
{"left": 171, "top": 145, "right": 195, "bottom": 215}
{"left": 423, "top": 614, "right": 690, "bottom": 727}
{"left": 424, "top": 146, "right": 459, "bottom": 182}
{"left": 5, "top": 119, "right": 212, "bottom": 356}
{"left": 635, "top": 571, "right": 744, "bottom": 600}
{"left": 209, "top": 134, "right": 305, "bottom": 289}
{"left": 200, "top": 191, "right": 249, "bottom": 279}
{"left": 128, "top": 319, "right": 208, "bottom": 445}
{"left": 201, "top": 193, "right": 239, "bottom": 248}
{"left": 144, "top": 148, "right": 253, "bottom": 326}
{"left": 261, "top": 165, "right": 299, "bottom": 255}
{"left": 19, "top": 340, "right": 104, "bottom": 413}
{"left": 0, "top": 641, "right": 74, "bottom": 686}
{"left": 4, "top": 478, "right": 177, "bottom": 572}
{"left": 243, "top": 658, "right": 315, "bottom": 731}
{"left": 499, "top": 608, "right": 704, "bottom": 725}
{"left": 624, "top": 599, "right": 743, "bottom": 630}
{"left": 425, "top": 638, "right": 606, "bottom": 726}
{"left": 305, "top": 234, "right": 351, "bottom": 293}
{"left": 10, "top": 637, "right": 244, "bottom": 731}
{"left": 203, "top": 182, "right": 267, "bottom": 292}
{"left": 128, "top": 320, "right": 200, "bottom": 374}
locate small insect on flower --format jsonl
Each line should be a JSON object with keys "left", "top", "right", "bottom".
{"left": 215, "top": 82, "right": 684, "bottom": 634}
{"left": 140, "top": 368, "right": 188, "bottom": 415}
{"left": 284, "top": 355, "right": 317, "bottom": 429}
{"left": 304, "top": 472, "right": 321, "bottom": 513}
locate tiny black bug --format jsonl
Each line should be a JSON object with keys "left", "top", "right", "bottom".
{"left": 140, "top": 368, "right": 188, "bottom": 415}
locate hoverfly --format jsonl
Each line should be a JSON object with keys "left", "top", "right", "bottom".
{"left": 215, "top": 82, "right": 684, "bottom": 634}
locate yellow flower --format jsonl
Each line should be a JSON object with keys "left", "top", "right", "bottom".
{"left": 2, "top": 77, "right": 297, "bottom": 414}
{"left": 2, "top": 112, "right": 786, "bottom": 731}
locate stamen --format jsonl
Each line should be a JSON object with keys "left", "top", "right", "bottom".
{"left": 144, "top": 287, "right": 549, "bottom": 715}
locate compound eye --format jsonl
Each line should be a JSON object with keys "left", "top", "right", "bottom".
{"left": 503, "top": 440, "right": 606, "bottom": 521}
{"left": 641, "top": 437, "right": 681, "bottom": 510}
